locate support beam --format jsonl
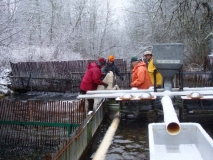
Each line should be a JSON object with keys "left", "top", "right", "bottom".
{"left": 87, "top": 87, "right": 213, "bottom": 94}
{"left": 87, "top": 88, "right": 164, "bottom": 94}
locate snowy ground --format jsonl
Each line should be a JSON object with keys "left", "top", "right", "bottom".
{"left": 0, "top": 66, "right": 12, "bottom": 95}
{"left": 0, "top": 45, "right": 84, "bottom": 95}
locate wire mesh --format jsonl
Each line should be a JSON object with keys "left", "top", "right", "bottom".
{"left": 0, "top": 99, "right": 86, "bottom": 148}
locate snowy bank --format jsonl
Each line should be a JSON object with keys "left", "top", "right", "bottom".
{"left": 0, "top": 66, "right": 12, "bottom": 95}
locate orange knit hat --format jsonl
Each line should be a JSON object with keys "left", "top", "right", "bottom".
{"left": 108, "top": 55, "right": 115, "bottom": 61}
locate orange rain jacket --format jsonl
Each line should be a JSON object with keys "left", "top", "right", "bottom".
{"left": 130, "top": 61, "right": 152, "bottom": 89}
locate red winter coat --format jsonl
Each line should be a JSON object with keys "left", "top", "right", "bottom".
{"left": 80, "top": 62, "right": 104, "bottom": 91}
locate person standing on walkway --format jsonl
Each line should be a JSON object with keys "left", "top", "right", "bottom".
{"left": 102, "top": 55, "right": 124, "bottom": 81}
{"left": 80, "top": 57, "right": 108, "bottom": 112}
{"left": 130, "top": 57, "right": 152, "bottom": 89}
{"left": 143, "top": 51, "right": 163, "bottom": 88}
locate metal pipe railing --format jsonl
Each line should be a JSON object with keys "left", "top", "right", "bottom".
{"left": 77, "top": 90, "right": 213, "bottom": 99}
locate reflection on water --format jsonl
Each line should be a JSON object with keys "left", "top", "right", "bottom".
{"left": 85, "top": 115, "right": 150, "bottom": 160}
{"left": 105, "top": 118, "right": 149, "bottom": 160}
{"left": 5, "top": 91, "right": 78, "bottom": 101}
{"left": 84, "top": 115, "right": 213, "bottom": 160}
{"left": 202, "top": 122, "right": 213, "bottom": 138}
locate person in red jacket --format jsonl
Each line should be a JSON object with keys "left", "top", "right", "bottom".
{"left": 80, "top": 57, "right": 108, "bottom": 111}
{"left": 130, "top": 57, "right": 152, "bottom": 89}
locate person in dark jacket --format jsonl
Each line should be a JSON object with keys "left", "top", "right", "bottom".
{"left": 102, "top": 55, "right": 124, "bottom": 81}
{"left": 80, "top": 57, "right": 108, "bottom": 111}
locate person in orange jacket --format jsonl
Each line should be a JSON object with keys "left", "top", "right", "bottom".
{"left": 130, "top": 57, "right": 152, "bottom": 89}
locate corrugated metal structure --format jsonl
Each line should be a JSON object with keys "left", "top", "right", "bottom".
{"left": 9, "top": 59, "right": 128, "bottom": 92}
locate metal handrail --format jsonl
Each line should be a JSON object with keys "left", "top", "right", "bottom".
{"left": 0, "top": 120, "right": 79, "bottom": 136}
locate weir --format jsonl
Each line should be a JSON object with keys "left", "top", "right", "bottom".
{"left": 77, "top": 43, "right": 213, "bottom": 159}
{"left": 0, "top": 96, "right": 107, "bottom": 159}
{"left": 0, "top": 98, "right": 84, "bottom": 153}
{"left": 1, "top": 43, "right": 213, "bottom": 159}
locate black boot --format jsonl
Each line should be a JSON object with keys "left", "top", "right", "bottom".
{"left": 88, "top": 99, "right": 94, "bottom": 111}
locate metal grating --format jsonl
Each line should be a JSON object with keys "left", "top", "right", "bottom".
{"left": 0, "top": 99, "right": 86, "bottom": 147}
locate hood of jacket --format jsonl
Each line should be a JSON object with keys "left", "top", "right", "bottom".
{"left": 132, "top": 61, "right": 146, "bottom": 72}
{"left": 87, "top": 62, "right": 100, "bottom": 69}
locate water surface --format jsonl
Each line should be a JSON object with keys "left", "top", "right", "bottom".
{"left": 85, "top": 114, "right": 213, "bottom": 160}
